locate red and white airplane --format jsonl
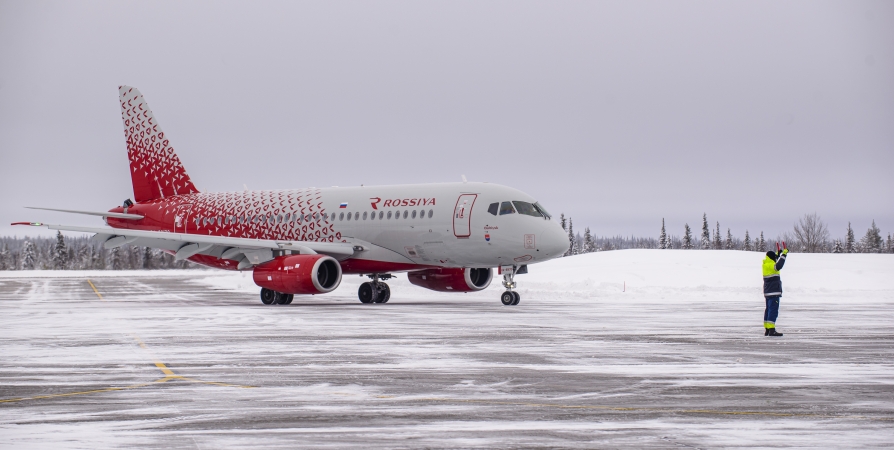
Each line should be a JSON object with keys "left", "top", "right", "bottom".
{"left": 16, "top": 86, "right": 569, "bottom": 306}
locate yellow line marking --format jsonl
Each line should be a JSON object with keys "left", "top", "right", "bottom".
{"left": 0, "top": 280, "right": 256, "bottom": 404}
{"left": 86, "top": 279, "right": 104, "bottom": 301}
{"left": 0, "top": 382, "right": 155, "bottom": 404}
{"left": 131, "top": 336, "right": 177, "bottom": 377}
{"left": 379, "top": 397, "right": 892, "bottom": 422}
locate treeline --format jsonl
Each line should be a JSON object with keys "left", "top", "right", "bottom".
{"left": 561, "top": 213, "right": 893, "bottom": 254}
{"left": 0, "top": 233, "right": 202, "bottom": 270}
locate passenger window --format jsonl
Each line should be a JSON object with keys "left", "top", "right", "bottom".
{"left": 499, "top": 201, "right": 516, "bottom": 215}
{"left": 411, "top": 210, "right": 417, "bottom": 219}
{"left": 487, "top": 202, "right": 498, "bottom": 216}
{"left": 347, "top": 212, "right": 351, "bottom": 221}
{"left": 354, "top": 212, "right": 359, "bottom": 220}
{"left": 387, "top": 211, "right": 392, "bottom": 219}
{"left": 379, "top": 211, "right": 384, "bottom": 220}
{"left": 363, "top": 211, "right": 368, "bottom": 220}
{"left": 512, "top": 201, "right": 542, "bottom": 218}
{"left": 428, "top": 209, "right": 433, "bottom": 218}
{"left": 403, "top": 210, "right": 408, "bottom": 219}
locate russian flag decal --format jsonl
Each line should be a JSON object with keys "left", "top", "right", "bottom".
{"left": 339, "top": 202, "right": 348, "bottom": 208}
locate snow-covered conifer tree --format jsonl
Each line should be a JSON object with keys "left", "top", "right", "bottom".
{"left": 832, "top": 239, "right": 843, "bottom": 253}
{"left": 142, "top": 247, "right": 153, "bottom": 269}
{"left": 845, "top": 223, "right": 856, "bottom": 253}
{"left": 560, "top": 214, "right": 567, "bottom": 231}
{"left": 74, "top": 244, "right": 88, "bottom": 270}
{"left": 0, "top": 243, "right": 9, "bottom": 270}
{"left": 888, "top": 233, "right": 893, "bottom": 254}
{"left": 682, "top": 223, "right": 693, "bottom": 249}
{"left": 109, "top": 246, "right": 122, "bottom": 270}
{"left": 565, "top": 219, "right": 574, "bottom": 256}
{"left": 21, "top": 240, "right": 37, "bottom": 270}
{"left": 700, "top": 214, "right": 710, "bottom": 249}
{"left": 725, "top": 228, "right": 733, "bottom": 250}
{"left": 583, "top": 227, "right": 595, "bottom": 253}
{"left": 743, "top": 230, "right": 751, "bottom": 251}
{"left": 52, "top": 231, "right": 68, "bottom": 270}
{"left": 861, "top": 220, "right": 883, "bottom": 253}
{"left": 714, "top": 222, "right": 722, "bottom": 249}
{"left": 659, "top": 219, "right": 667, "bottom": 249}
{"left": 758, "top": 232, "right": 766, "bottom": 252}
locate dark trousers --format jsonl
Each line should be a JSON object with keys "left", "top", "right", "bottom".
{"left": 764, "top": 296, "right": 780, "bottom": 327}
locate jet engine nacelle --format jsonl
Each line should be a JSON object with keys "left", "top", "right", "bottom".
{"left": 407, "top": 267, "right": 493, "bottom": 292}
{"left": 252, "top": 254, "right": 342, "bottom": 294}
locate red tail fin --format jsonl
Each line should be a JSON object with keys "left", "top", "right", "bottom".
{"left": 119, "top": 86, "right": 199, "bottom": 202}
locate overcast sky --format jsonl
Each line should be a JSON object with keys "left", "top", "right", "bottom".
{"left": 1, "top": 0, "right": 891, "bottom": 241}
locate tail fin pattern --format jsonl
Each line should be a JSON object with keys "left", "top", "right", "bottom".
{"left": 119, "top": 86, "right": 198, "bottom": 202}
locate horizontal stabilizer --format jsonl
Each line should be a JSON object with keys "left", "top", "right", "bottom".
{"left": 25, "top": 207, "right": 144, "bottom": 220}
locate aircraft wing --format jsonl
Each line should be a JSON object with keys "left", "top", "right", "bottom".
{"left": 16, "top": 222, "right": 358, "bottom": 269}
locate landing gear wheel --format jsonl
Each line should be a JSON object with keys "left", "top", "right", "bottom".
{"left": 358, "top": 282, "right": 376, "bottom": 303}
{"left": 285, "top": 294, "right": 294, "bottom": 305}
{"left": 260, "top": 288, "right": 276, "bottom": 305}
{"left": 276, "top": 293, "right": 293, "bottom": 305}
{"left": 511, "top": 291, "right": 520, "bottom": 305}
{"left": 375, "top": 283, "right": 391, "bottom": 303}
{"left": 501, "top": 291, "right": 515, "bottom": 306}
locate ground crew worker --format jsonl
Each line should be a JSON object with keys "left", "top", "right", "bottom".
{"left": 762, "top": 244, "right": 788, "bottom": 336}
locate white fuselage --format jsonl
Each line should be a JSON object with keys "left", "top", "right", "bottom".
{"left": 167, "top": 181, "right": 569, "bottom": 270}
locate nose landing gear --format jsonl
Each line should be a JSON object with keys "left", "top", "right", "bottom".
{"left": 358, "top": 274, "right": 392, "bottom": 304}
{"left": 500, "top": 265, "right": 521, "bottom": 306}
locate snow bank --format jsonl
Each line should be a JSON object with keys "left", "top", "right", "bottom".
{"left": 185, "top": 250, "right": 894, "bottom": 304}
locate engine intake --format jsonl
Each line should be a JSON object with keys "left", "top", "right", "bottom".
{"left": 253, "top": 254, "right": 342, "bottom": 294}
{"left": 407, "top": 267, "right": 492, "bottom": 292}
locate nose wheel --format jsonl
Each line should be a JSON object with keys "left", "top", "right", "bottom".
{"left": 500, "top": 265, "right": 521, "bottom": 306}
{"left": 501, "top": 291, "right": 520, "bottom": 305}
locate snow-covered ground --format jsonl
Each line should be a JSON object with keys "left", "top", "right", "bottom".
{"left": 1, "top": 250, "right": 892, "bottom": 448}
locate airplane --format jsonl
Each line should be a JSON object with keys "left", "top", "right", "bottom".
{"left": 14, "top": 86, "right": 570, "bottom": 306}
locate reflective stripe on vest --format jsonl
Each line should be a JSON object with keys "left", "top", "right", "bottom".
{"left": 762, "top": 256, "right": 780, "bottom": 278}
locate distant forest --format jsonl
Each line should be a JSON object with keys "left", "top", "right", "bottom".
{"left": 0, "top": 234, "right": 201, "bottom": 271}
{"left": 1, "top": 212, "right": 890, "bottom": 270}
{"left": 561, "top": 213, "right": 893, "bottom": 255}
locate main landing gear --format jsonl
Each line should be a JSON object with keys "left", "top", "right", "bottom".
{"left": 260, "top": 288, "right": 293, "bottom": 305}
{"left": 358, "top": 274, "right": 391, "bottom": 304}
{"left": 500, "top": 266, "right": 521, "bottom": 306}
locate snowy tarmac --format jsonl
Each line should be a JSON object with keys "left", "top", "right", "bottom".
{"left": 1, "top": 250, "right": 893, "bottom": 448}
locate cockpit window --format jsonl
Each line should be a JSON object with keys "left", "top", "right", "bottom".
{"left": 487, "top": 202, "right": 499, "bottom": 216}
{"left": 499, "top": 201, "right": 516, "bottom": 215}
{"left": 512, "top": 201, "right": 543, "bottom": 218}
{"left": 533, "top": 202, "right": 552, "bottom": 219}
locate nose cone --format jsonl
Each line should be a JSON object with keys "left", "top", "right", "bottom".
{"left": 541, "top": 222, "right": 570, "bottom": 259}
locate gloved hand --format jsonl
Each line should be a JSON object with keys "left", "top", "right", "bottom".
{"left": 782, "top": 248, "right": 789, "bottom": 256}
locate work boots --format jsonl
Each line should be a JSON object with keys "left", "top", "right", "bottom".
{"left": 766, "top": 328, "right": 783, "bottom": 337}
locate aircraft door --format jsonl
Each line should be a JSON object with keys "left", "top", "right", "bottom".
{"left": 452, "top": 194, "right": 477, "bottom": 238}
{"left": 174, "top": 204, "right": 193, "bottom": 233}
